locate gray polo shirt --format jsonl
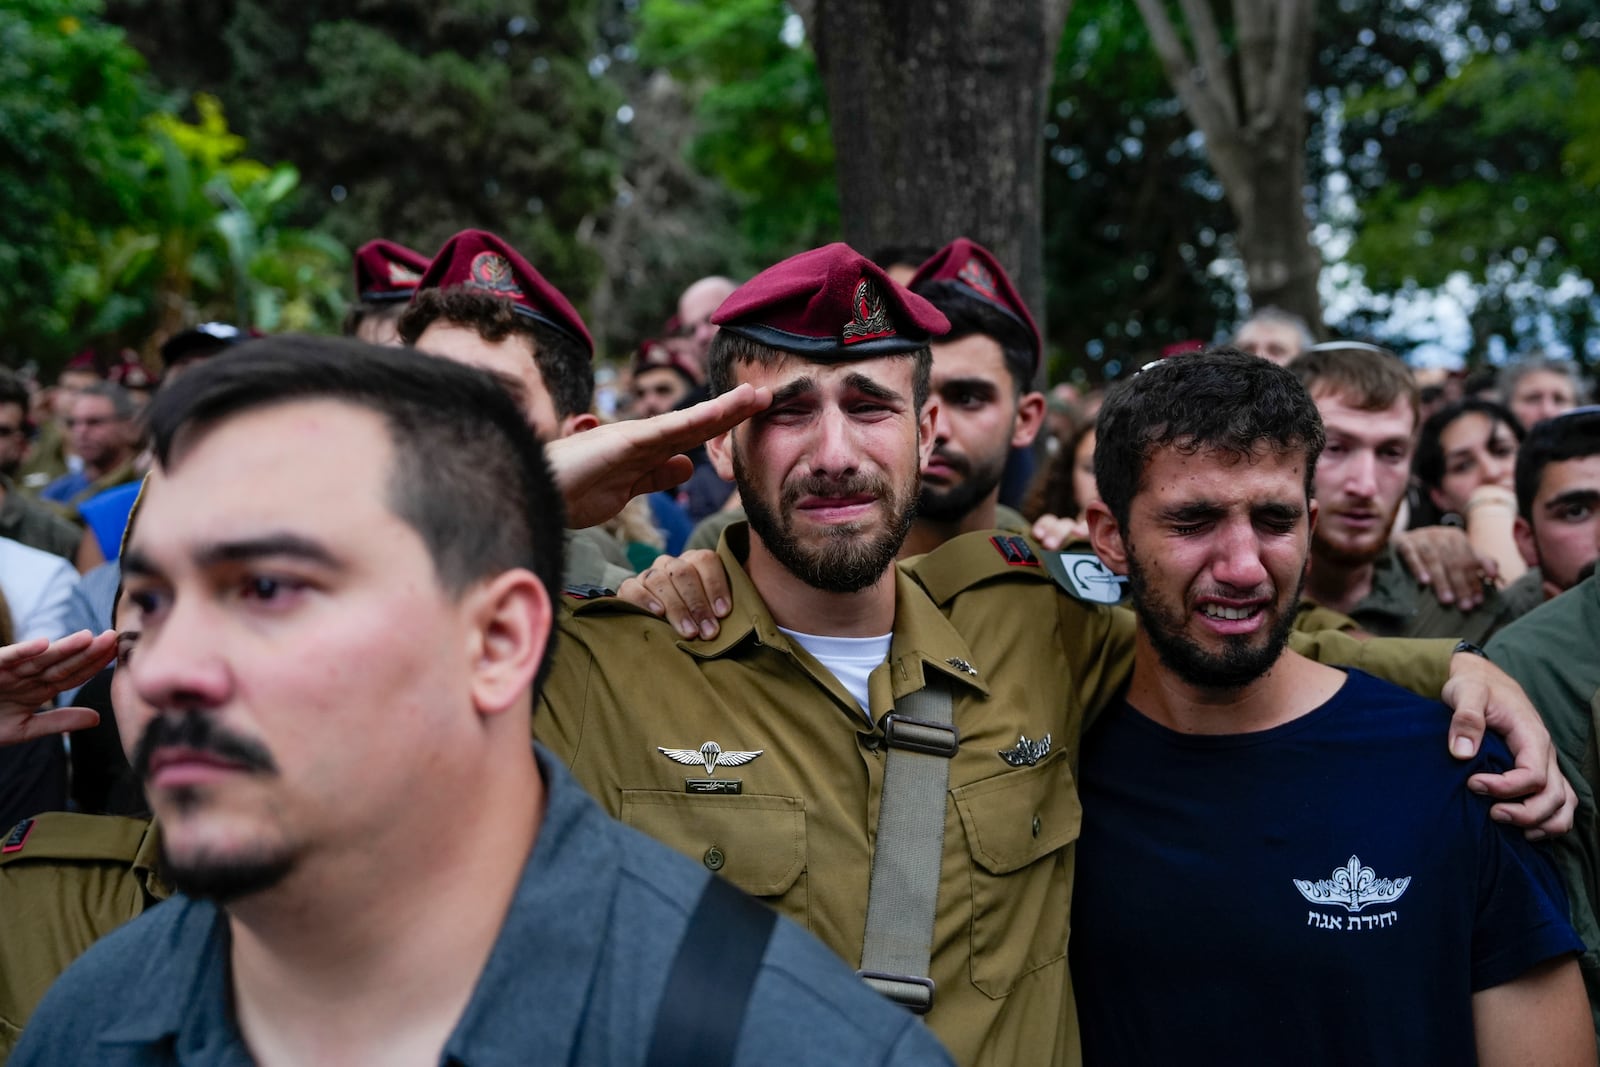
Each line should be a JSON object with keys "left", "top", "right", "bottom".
{"left": 13, "top": 748, "right": 950, "bottom": 1066}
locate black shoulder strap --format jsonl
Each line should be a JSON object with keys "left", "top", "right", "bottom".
{"left": 647, "top": 873, "right": 778, "bottom": 1067}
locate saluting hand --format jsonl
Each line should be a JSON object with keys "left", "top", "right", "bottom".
{"left": 546, "top": 384, "right": 771, "bottom": 529}
{"left": 0, "top": 630, "right": 118, "bottom": 747}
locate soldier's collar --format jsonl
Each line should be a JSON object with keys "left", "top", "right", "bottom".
{"left": 682, "top": 524, "right": 988, "bottom": 698}
{"left": 880, "top": 566, "right": 990, "bottom": 698}
{"left": 675, "top": 523, "right": 783, "bottom": 659}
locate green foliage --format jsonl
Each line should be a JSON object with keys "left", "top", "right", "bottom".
{"left": 108, "top": 0, "right": 621, "bottom": 339}
{"left": 0, "top": 0, "right": 154, "bottom": 363}
{"left": 637, "top": 0, "right": 837, "bottom": 265}
{"left": 1043, "top": 0, "right": 1238, "bottom": 382}
{"left": 1331, "top": 4, "right": 1600, "bottom": 360}
{"left": 2, "top": 2, "right": 347, "bottom": 368}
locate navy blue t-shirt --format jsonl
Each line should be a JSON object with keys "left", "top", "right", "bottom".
{"left": 1070, "top": 669, "right": 1580, "bottom": 1066}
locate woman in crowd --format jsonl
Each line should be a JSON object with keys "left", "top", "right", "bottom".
{"left": 1414, "top": 398, "right": 1526, "bottom": 583}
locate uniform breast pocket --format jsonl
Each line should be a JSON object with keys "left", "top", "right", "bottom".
{"left": 620, "top": 791, "right": 808, "bottom": 919}
{"left": 952, "top": 750, "right": 1082, "bottom": 997}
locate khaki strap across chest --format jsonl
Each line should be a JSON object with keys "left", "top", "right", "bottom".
{"left": 857, "top": 680, "right": 957, "bottom": 1013}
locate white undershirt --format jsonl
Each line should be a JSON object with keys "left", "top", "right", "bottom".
{"left": 778, "top": 626, "right": 892, "bottom": 723}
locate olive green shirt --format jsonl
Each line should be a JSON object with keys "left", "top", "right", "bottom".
{"left": 0, "top": 814, "right": 167, "bottom": 1057}
{"left": 0, "top": 479, "right": 81, "bottom": 561}
{"left": 563, "top": 526, "right": 635, "bottom": 595}
{"left": 542, "top": 525, "right": 1454, "bottom": 1066}
{"left": 541, "top": 524, "right": 1085, "bottom": 1067}
{"left": 685, "top": 505, "right": 1030, "bottom": 554}
{"left": 1486, "top": 575, "right": 1600, "bottom": 1041}
{"left": 1334, "top": 544, "right": 1521, "bottom": 644}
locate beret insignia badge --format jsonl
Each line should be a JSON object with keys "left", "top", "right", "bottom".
{"left": 387, "top": 262, "right": 423, "bottom": 285}
{"left": 468, "top": 251, "right": 524, "bottom": 298}
{"left": 957, "top": 257, "right": 1000, "bottom": 302}
{"left": 841, "top": 278, "right": 894, "bottom": 345}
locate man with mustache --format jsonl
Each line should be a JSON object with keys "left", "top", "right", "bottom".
{"left": 12, "top": 339, "right": 948, "bottom": 1066}
{"left": 1070, "top": 349, "right": 1591, "bottom": 1064}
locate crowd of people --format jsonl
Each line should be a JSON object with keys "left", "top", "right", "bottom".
{"left": 0, "top": 229, "right": 1594, "bottom": 1065}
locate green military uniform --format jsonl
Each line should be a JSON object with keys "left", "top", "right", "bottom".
{"left": 563, "top": 526, "right": 635, "bottom": 595}
{"left": 540, "top": 524, "right": 1454, "bottom": 1066}
{"left": 685, "top": 503, "right": 1031, "bottom": 554}
{"left": 0, "top": 814, "right": 167, "bottom": 1056}
{"left": 1326, "top": 544, "right": 1522, "bottom": 643}
{"left": 1292, "top": 598, "right": 1365, "bottom": 635}
{"left": 542, "top": 523, "right": 1088, "bottom": 1066}
{"left": 0, "top": 478, "right": 82, "bottom": 561}
{"left": 1499, "top": 566, "right": 1549, "bottom": 619}
{"left": 16, "top": 423, "right": 69, "bottom": 497}
{"left": 1485, "top": 575, "right": 1600, "bottom": 1042}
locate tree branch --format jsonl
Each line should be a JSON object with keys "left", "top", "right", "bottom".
{"left": 1176, "top": 0, "right": 1241, "bottom": 128}
{"left": 1268, "top": 0, "right": 1316, "bottom": 126}
{"left": 1132, "top": 0, "right": 1248, "bottom": 197}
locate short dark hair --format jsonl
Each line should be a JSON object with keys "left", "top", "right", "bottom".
{"left": 911, "top": 279, "right": 1035, "bottom": 394}
{"left": 706, "top": 330, "right": 933, "bottom": 414}
{"left": 1095, "top": 347, "right": 1326, "bottom": 529}
{"left": 0, "top": 368, "right": 30, "bottom": 413}
{"left": 1515, "top": 406, "right": 1600, "bottom": 521}
{"left": 398, "top": 287, "right": 594, "bottom": 420}
{"left": 342, "top": 300, "right": 407, "bottom": 339}
{"left": 1286, "top": 343, "right": 1418, "bottom": 428}
{"left": 79, "top": 381, "right": 138, "bottom": 421}
{"left": 1413, "top": 397, "right": 1524, "bottom": 492}
{"left": 142, "top": 335, "right": 566, "bottom": 689}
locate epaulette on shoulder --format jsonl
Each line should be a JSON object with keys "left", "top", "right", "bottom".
{"left": 907, "top": 531, "right": 1129, "bottom": 608}
{"left": 563, "top": 584, "right": 617, "bottom": 601}
{"left": 905, "top": 531, "right": 1055, "bottom": 606}
{"left": 0, "top": 813, "right": 152, "bottom": 868}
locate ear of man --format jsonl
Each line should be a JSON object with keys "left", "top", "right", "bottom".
{"left": 1086, "top": 499, "right": 1129, "bottom": 575}
{"left": 1010, "top": 391, "right": 1047, "bottom": 450}
{"left": 464, "top": 569, "right": 552, "bottom": 720}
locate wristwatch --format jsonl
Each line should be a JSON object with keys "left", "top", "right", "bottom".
{"left": 1452, "top": 639, "right": 1488, "bottom": 658}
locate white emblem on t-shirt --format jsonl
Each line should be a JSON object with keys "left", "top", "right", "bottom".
{"left": 1294, "top": 855, "right": 1410, "bottom": 913}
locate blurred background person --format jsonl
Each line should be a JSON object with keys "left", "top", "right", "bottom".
{"left": 1501, "top": 355, "right": 1588, "bottom": 432}
{"left": 1231, "top": 306, "right": 1314, "bottom": 366}
{"left": 1414, "top": 398, "right": 1528, "bottom": 587}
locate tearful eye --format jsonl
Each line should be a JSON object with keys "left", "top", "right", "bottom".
{"left": 242, "top": 577, "right": 284, "bottom": 601}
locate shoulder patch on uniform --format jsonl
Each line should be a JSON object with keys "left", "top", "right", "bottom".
{"left": 902, "top": 529, "right": 1056, "bottom": 605}
{"left": 2, "top": 818, "right": 34, "bottom": 853}
{"left": 1041, "top": 550, "right": 1127, "bottom": 605}
{"left": 990, "top": 534, "right": 1039, "bottom": 566}
{"left": 0, "top": 813, "right": 153, "bottom": 867}
{"left": 563, "top": 584, "right": 617, "bottom": 600}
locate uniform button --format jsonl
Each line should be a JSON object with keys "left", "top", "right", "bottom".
{"left": 703, "top": 846, "right": 726, "bottom": 871}
{"left": 1031, "top": 814, "right": 1041, "bottom": 838}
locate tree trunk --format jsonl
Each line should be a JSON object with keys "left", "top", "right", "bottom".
{"left": 1133, "top": 0, "right": 1325, "bottom": 335}
{"left": 800, "top": 0, "right": 1071, "bottom": 382}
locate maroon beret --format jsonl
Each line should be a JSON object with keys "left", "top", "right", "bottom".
{"left": 632, "top": 340, "right": 701, "bottom": 384}
{"left": 712, "top": 243, "right": 948, "bottom": 358}
{"left": 908, "top": 238, "right": 1040, "bottom": 370}
{"left": 108, "top": 357, "right": 158, "bottom": 390}
{"left": 415, "top": 229, "right": 594, "bottom": 355}
{"left": 353, "top": 239, "right": 429, "bottom": 303}
{"left": 64, "top": 350, "right": 100, "bottom": 374}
